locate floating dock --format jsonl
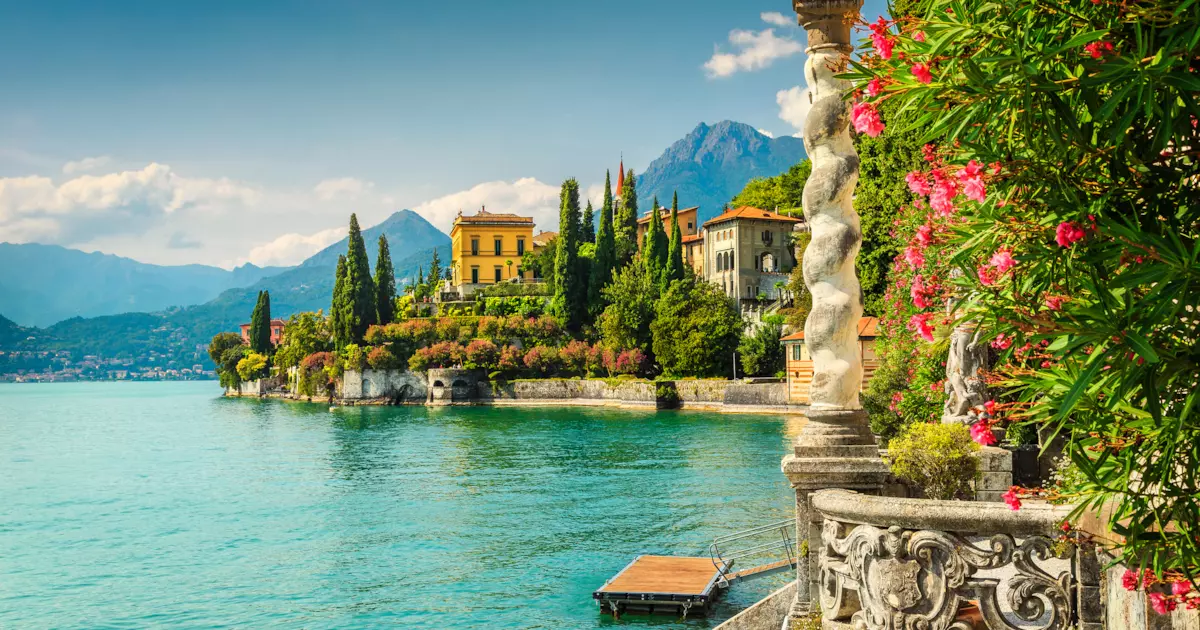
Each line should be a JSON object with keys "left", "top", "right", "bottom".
{"left": 592, "top": 555, "right": 726, "bottom": 617}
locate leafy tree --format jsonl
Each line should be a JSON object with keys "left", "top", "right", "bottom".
{"left": 665, "top": 192, "right": 685, "bottom": 285}
{"left": 738, "top": 322, "right": 784, "bottom": 377}
{"left": 521, "top": 236, "right": 558, "bottom": 287}
{"left": 374, "top": 235, "right": 397, "bottom": 325}
{"left": 549, "top": 179, "right": 585, "bottom": 331}
{"left": 331, "top": 255, "right": 350, "bottom": 349}
{"left": 236, "top": 351, "right": 269, "bottom": 382}
{"left": 344, "top": 214, "right": 376, "bottom": 343}
{"left": 581, "top": 200, "right": 595, "bottom": 243}
{"left": 730, "top": 159, "right": 811, "bottom": 215}
{"left": 208, "top": 332, "right": 244, "bottom": 376}
{"left": 614, "top": 168, "right": 639, "bottom": 263}
{"left": 274, "top": 311, "right": 332, "bottom": 370}
{"left": 651, "top": 275, "right": 743, "bottom": 377}
{"left": 588, "top": 170, "right": 617, "bottom": 314}
{"left": 248, "top": 291, "right": 271, "bottom": 354}
{"left": 218, "top": 345, "right": 248, "bottom": 389}
{"left": 598, "top": 262, "right": 656, "bottom": 356}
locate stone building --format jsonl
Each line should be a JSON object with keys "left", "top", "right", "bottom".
{"left": 239, "top": 319, "right": 286, "bottom": 346}
{"left": 780, "top": 316, "right": 879, "bottom": 404}
{"left": 635, "top": 205, "right": 700, "bottom": 246}
{"left": 448, "top": 207, "right": 536, "bottom": 297}
{"left": 702, "top": 206, "right": 803, "bottom": 302}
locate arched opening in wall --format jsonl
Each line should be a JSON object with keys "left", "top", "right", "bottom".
{"left": 432, "top": 380, "right": 445, "bottom": 388}
{"left": 451, "top": 379, "right": 472, "bottom": 402}
{"left": 391, "top": 384, "right": 411, "bottom": 405}
{"left": 761, "top": 252, "right": 776, "bottom": 273}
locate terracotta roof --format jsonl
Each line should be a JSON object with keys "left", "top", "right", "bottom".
{"left": 637, "top": 206, "right": 699, "bottom": 224}
{"left": 454, "top": 208, "right": 533, "bottom": 225}
{"left": 702, "top": 206, "right": 803, "bottom": 227}
{"left": 682, "top": 233, "right": 704, "bottom": 244}
{"left": 781, "top": 317, "right": 879, "bottom": 342}
{"left": 532, "top": 231, "right": 557, "bottom": 245}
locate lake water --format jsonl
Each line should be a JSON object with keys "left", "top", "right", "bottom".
{"left": 0, "top": 382, "right": 801, "bottom": 629}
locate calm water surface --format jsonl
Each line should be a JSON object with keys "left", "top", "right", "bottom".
{"left": 0, "top": 382, "right": 801, "bottom": 629}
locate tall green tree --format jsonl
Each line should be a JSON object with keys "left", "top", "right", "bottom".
{"left": 614, "top": 168, "right": 639, "bottom": 263}
{"left": 248, "top": 291, "right": 266, "bottom": 353}
{"left": 549, "top": 178, "right": 585, "bottom": 331}
{"left": 344, "top": 214, "right": 376, "bottom": 342}
{"left": 331, "top": 255, "right": 350, "bottom": 349}
{"left": 651, "top": 275, "right": 744, "bottom": 377}
{"left": 256, "top": 291, "right": 272, "bottom": 353}
{"left": 642, "top": 195, "right": 667, "bottom": 280}
{"left": 426, "top": 248, "right": 442, "bottom": 295}
{"left": 665, "top": 192, "right": 684, "bottom": 284}
{"left": 374, "top": 235, "right": 397, "bottom": 325}
{"left": 589, "top": 170, "right": 617, "bottom": 313}
{"left": 598, "top": 262, "right": 657, "bottom": 356}
{"left": 581, "top": 200, "right": 595, "bottom": 244}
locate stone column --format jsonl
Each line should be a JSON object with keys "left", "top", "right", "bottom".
{"left": 782, "top": 0, "right": 890, "bottom": 617}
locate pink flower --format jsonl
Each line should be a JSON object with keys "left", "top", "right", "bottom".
{"left": 910, "top": 62, "right": 933, "bottom": 84}
{"left": 851, "top": 101, "right": 885, "bottom": 137}
{"left": 958, "top": 160, "right": 986, "bottom": 202}
{"left": 1174, "top": 581, "right": 1193, "bottom": 596}
{"left": 990, "top": 249, "right": 1016, "bottom": 274}
{"left": 913, "top": 31, "right": 926, "bottom": 42}
{"left": 910, "top": 274, "right": 931, "bottom": 309}
{"left": 869, "top": 17, "right": 895, "bottom": 60}
{"left": 1055, "top": 221, "right": 1086, "bottom": 247}
{"left": 908, "top": 313, "right": 934, "bottom": 342}
{"left": 1149, "top": 592, "right": 1177, "bottom": 615}
{"left": 916, "top": 224, "right": 933, "bottom": 248}
{"left": 990, "top": 334, "right": 1013, "bottom": 350}
{"left": 1045, "top": 296, "right": 1065, "bottom": 311}
{"left": 922, "top": 143, "right": 937, "bottom": 162}
{"left": 971, "top": 421, "right": 997, "bottom": 446}
{"left": 865, "top": 77, "right": 884, "bottom": 97}
{"left": 1122, "top": 569, "right": 1141, "bottom": 591}
{"left": 906, "top": 171, "right": 931, "bottom": 196}
{"left": 902, "top": 245, "right": 925, "bottom": 269}
{"left": 984, "top": 400, "right": 996, "bottom": 415}
{"left": 1084, "top": 40, "right": 1114, "bottom": 59}
{"left": 929, "top": 170, "right": 958, "bottom": 215}
{"left": 977, "top": 264, "right": 996, "bottom": 286}
{"left": 1002, "top": 487, "right": 1022, "bottom": 510}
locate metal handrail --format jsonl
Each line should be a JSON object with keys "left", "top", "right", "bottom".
{"left": 709, "top": 518, "right": 797, "bottom": 587}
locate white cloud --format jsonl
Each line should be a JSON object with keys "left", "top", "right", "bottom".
{"left": 776, "top": 85, "right": 812, "bottom": 137}
{"left": 61, "top": 156, "right": 113, "bottom": 175}
{"left": 411, "top": 177, "right": 561, "bottom": 234}
{"left": 704, "top": 28, "right": 804, "bottom": 78}
{"left": 756, "top": 128, "right": 776, "bottom": 138}
{"left": 0, "top": 163, "right": 257, "bottom": 244}
{"left": 760, "top": 12, "right": 793, "bottom": 27}
{"left": 244, "top": 226, "right": 345, "bottom": 267}
{"left": 313, "top": 177, "right": 374, "bottom": 201}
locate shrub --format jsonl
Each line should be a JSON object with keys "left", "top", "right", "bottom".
{"left": 236, "top": 351, "right": 269, "bottom": 382}
{"left": 558, "top": 340, "right": 590, "bottom": 377}
{"left": 297, "top": 351, "right": 336, "bottom": 397}
{"left": 651, "top": 275, "right": 743, "bottom": 377}
{"left": 522, "top": 315, "right": 564, "bottom": 346}
{"left": 341, "top": 343, "right": 367, "bottom": 371}
{"left": 366, "top": 346, "right": 402, "bottom": 370}
{"left": 888, "top": 423, "right": 979, "bottom": 500}
{"left": 523, "top": 345, "right": 561, "bottom": 375}
{"left": 300, "top": 351, "right": 336, "bottom": 372}
{"left": 586, "top": 344, "right": 607, "bottom": 377}
{"left": 483, "top": 296, "right": 545, "bottom": 317}
{"left": 408, "top": 341, "right": 464, "bottom": 372}
{"left": 497, "top": 345, "right": 524, "bottom": 374}
{"left": 477, "top": 316, "right": 504, "bottom": 341}
{"left": 613, "top": 348, "right": 644, "bottom": 376}
{"left": 738, "top": 323, "right": 784, "bottom": 377}
{"left": 434, "top": 317, "right": 460, "bottom": 343}
{"left": 463, "top": 339, "right": 500, "bottom": 371}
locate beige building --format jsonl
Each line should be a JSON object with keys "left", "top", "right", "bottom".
{"left": 702, "top": 206, "right": 803, "bottom": 302}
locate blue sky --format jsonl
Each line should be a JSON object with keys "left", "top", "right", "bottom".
{"left": 0, "top": 0, "right": 887, "bottom": 267}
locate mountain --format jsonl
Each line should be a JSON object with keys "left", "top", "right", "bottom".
{"left": 637, "top": 120, "right": 807, "bottom": 222}
{"left": 0, "top": 243, "right": 288, "bottom": 327}
{"left": 302, "top": 210, "right": 449, "bottom": 269}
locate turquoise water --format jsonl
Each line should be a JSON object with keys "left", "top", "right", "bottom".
{"left": 0, "top": 382, "right": 800, "bottom": 629}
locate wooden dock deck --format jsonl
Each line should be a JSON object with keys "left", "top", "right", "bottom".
{"left": 593, "top": 555, "right": 725, "bottom": 617}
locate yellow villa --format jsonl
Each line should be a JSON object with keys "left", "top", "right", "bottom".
{"left": 448, "top": 207, "right": 536, "bottom": 297}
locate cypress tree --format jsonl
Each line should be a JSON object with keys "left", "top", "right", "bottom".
{"left": 641, "top": 195, "right": 668, "bottom": 278}
{"left": 589, "top": 170, "right": 617, "bottom": 313}
{"left": 666, "top": 192, "right": 685, "bottom": 284}
{"left": 582, "top": 200, "right": 595, "bottom": 243}
{"left": 331, "top": 255, "right": 350, "bottom": 349}
{"left": 614, "top": 168, "right": 639, "bottom": 264}
{"left": 550, "top": 178, "right": 584, "bottom": 331}
{"left": 427, "top": 248, "right": 442, "bottom": 295}
{"left": 344, "top": 213, "right": 376, "bottom": 343}
{"left": 248, "top": 291, "right": 265, "bottom": 353}
{"left": 374, "top": 235, "right": 396, "bottom": 326}
{"left": 257, "top": 290, "right": 272, "bottom": 352}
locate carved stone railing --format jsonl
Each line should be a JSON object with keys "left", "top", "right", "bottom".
{"left": 811, "top": 490, "right": 1101, "bottom": 630}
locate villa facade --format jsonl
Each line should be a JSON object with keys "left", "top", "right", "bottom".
{"left": 701, "top": 206, "right": 803, "bottom": 302}
{"left": 239, "top": 319, "right": 286, "bottom": 346}
{"left": 448, "top": 208, "right": 536, "bottom": 297}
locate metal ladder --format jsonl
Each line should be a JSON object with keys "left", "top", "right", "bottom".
{"left": 708, "top": 518, "right": 798, "bottom": 588}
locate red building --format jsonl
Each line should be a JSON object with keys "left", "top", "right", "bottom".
{"left": 240, "top": 319, "right": 286, "bottom": 346}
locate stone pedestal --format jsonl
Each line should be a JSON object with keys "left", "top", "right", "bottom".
{"left": 783, "top": 409, "right": 889, "bottom": 616}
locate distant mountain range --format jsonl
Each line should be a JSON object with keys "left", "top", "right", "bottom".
{"left": 637, "top": 120, "right": 807, "bottom": 223}
{"left": 0, "top": 121, "right": 807, "bottom": 376}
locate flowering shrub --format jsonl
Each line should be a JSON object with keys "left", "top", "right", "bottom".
{"left": 463, "top": 339, "right": 499, "bottom": 371}
{"left": 497, "top": 344, "right": 524, "bottom": 373}
{"left": 558, "top": 340, "right": 591, "bottom": 377}
{"left": 236, "top": 351, "right": 269, "bottom": 382}
{"left": 366, "top": 345, "right": 402, "bottom": 370}
{"left": 587, "top": 344, "right": 609, "bottom": 377}
{"left": 408, "top": 341, "right": 464, "bottom": 372}
{"left": 298, "top": 351, "right": 336, "bottom": 397}
{"left": 612, "top": 348, "right": 644, "bottom": 376}
{"left": 523, "top": 345, "right": 561, "bottom": 375}
{"left": 852, "top": 0, "right": 1200, "bottom": 582}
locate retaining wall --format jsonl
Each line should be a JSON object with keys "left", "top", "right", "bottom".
{"left": 341, "top": 370, "right": 427, "bottom": 402}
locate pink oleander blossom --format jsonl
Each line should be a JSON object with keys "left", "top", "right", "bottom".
{"left": 902, "top": 245, "right": 925, "bottom": 269}
{"left": 906, "top": 171, "right": 931, "bottom": 196}
{"left": 990, "top": 249, "right": 1016, "bottom": 274}
{"left": 911, "top": 62, "right": 932, "bottom": 84}
{"left": 851, "top": 101, "right": 885, "bottom": 137}
{"left": 970, "top": 421, "right": 997, "bottom": 446}
{"left": 1149, "top": 592, "right": 1177, "bottom": 615}
{"left": 958, "top": 160, "right": 986, "bottom": 202}
{"left": 869, "top": 17, "right": 895, "bottom": 60}
{"left": 977, "top": 264, "right": 996, "bottom": 286}
{"left": 1174, "top": 581, "right": 1193, "bottom": 596}
{"left": 1084, "top": 40, "right": 1114, "bottom": 59}
{"left": 913, "top": 31, "right": 926, "bottom": 42}
{"left": 1002, "top": 487, "right": 1022, "bottom": 510}
{"left": 1045, "top": 296, "right": 1065, "bottom": 311}
{"left": 1122, "top": 570, "right": 1141, "bottom": 591}
{"left": 929, "top": 170, "right": 958, "bottom": 215}
{"left": 991, "top": 334, "right": 1013, "bottom": 350}
{"left": 1055, "top": 221, "right": 1086, "bottom": 247}
{"left": 865, "top": 77, "right": 884, "bottom": 97}
{"left": 916, "top": 224, "right": 933, "bottom": 248}
{"left": 908, "top": 313, "right": 934, "bottom": 342}
{"left": 910, "top": 274, "right": 931, "bottom": 309}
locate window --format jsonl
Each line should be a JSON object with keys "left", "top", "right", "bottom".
{"left": 517, "top": 238, "right": 525, "bottom": 255}
{"left": 762, "top": 230, "right": 773, "bottom": 245}
{"left": 687, "top": 222, "right": 693, "bottom": 230}
{"left": 471, "top": 268, "right": 479, "bottom": 284}
{"left": 792, "top": 345, "right": 802, "bottom": 361}
{"left": 754, "top": 255, "right": 760, "bottom": 271}
{"left": 471, "top": 238, "right": 479, "bottom": 256}
{"left": 494, "top": 238, "right": 502, "bottom": 256}
{"left": 494, "top": 267, "right": 502, "bottom": 282}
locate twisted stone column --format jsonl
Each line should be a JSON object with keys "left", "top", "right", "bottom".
{"left": 783, "top": 0, "right": 889, "bottom": 618}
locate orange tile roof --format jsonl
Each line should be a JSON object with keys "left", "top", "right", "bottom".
{"left": 454, "top": 208, "right": 533, "bottom": 225}
{"left": 682, "top": 233, "right": 704, "bottom": 243}
{"left": 781, "top": 317, "right": 879, "bottom": 342}
{"left": 702, "top": 206, "right": 803, "bottom": 227}
{"left": 532, "top": 231, "right": 557, "bottom": 245}
{"left": 637, "top": 206, "right": 699, "bottom": 224}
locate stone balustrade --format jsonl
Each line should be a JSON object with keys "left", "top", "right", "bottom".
{"left": 810, "top": 489, "right": 1100, "bottom": 630}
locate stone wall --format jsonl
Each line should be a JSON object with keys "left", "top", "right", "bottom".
{"left": 341, "top": 370, "right": 427, "bottom": 402}
{"left": 713, "top": 580, "right": 797, "bottom": 630}
{"left": 674, "top": 379, "right": 792, "bottom": 410}
{"left": 483, "top": 378, "right": 656, "bottom": 406}
{"left": 974, "top": 446, "right": 1013, "bottom": 503}
{"left": 1103, "top": 551, "right": 1200, "bottom": 629}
